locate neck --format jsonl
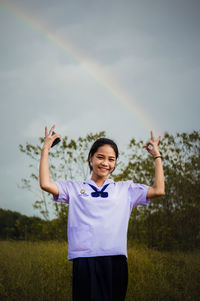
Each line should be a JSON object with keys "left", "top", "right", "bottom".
{"left": 91, "top": 174, "right": 108, "bottom": 187}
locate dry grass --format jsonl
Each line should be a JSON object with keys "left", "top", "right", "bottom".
{"left": 0, "top": 241, "right": 72, "bottom": 301}
{"left": 0, "top": 241, "right": 199, "bottom": 300}
{"left": 126, "top": 245, "right": 200, "bottom": 300}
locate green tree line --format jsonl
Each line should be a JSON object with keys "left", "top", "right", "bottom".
{"left": 0, "top": 208, "right": 67, "bottom": 241}
{"left": 2, "top": 130, "right": 199, "bottom": 251}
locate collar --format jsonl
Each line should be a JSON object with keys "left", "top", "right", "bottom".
{"left": 83, "top": 178, "right": 115, "bottom": 188}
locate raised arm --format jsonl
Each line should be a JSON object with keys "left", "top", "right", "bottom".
{"left": 144, "top": 131, "right": 165, "bottom": 199}
{"left": 39, "top": 125, "right": 61, "bottom": 196}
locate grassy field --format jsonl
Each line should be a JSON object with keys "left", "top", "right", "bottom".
{"left": 0, "top": 241, "right": 199, "bottom": 301}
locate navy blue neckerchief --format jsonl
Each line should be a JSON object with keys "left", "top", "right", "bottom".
{"left": 88, "top": 183, "right": 110, "bottom": 198}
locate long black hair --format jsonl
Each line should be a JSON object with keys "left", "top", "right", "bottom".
{"left": 88, "top": 138, "right": 119, "bottom": 172}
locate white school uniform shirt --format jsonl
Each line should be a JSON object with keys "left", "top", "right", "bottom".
{"left": 53, "top": 179, "right": 150, "bottom": 260}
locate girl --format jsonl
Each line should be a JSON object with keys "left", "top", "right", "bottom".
{"left": 39, "top": 125, "right": 165, "bottom": 301}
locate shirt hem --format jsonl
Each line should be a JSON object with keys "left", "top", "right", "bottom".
{"left": 68, "top": 249, "right": 128, "bottom": 261}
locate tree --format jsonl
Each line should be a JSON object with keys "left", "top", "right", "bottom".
{"left": 115, "top": 130, "right": 200, "bottom": 250}
{"left": 0, "top": 208, "right": 50, "bottom": 240}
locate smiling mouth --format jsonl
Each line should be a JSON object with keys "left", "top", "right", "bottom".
{"left": 99, "top": 167, "right": 109, "bottom": 171}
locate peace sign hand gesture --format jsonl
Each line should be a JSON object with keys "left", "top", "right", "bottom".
{"left": 144, "top": 131, "right": 161, "bottom": 158}
{"left": 42, "top": 125, "right": 61, "bottom": 151}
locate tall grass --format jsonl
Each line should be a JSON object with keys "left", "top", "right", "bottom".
{"left": 0, "top": 241, "right": 199, "bottom": 300}
{"left": 126, "top": 243, "right": 200, "bottom": 300}
{"left": 0, "top": 241, "right": 72, "bottom": 301}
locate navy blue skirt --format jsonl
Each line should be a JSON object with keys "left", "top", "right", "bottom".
{"left": 72, "top": 255, "right": 128, "bottom": 301}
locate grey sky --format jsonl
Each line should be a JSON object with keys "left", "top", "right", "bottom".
{"left": 0, "top": 0, "right": 199, "bottom": 218}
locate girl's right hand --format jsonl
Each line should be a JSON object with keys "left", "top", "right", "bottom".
{"left": 42, "top": 125, "right": 61, "bottom": 151}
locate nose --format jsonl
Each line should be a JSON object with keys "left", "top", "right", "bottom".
{"left": 101, "top": 159, "right": 109, "bottom": 166}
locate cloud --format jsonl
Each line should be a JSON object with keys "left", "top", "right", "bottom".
{"left": 1, "top": 0, "right": 200, "bottom": 217}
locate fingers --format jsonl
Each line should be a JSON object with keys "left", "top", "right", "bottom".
{"left": 150, "top": 131, "right": 161, "bottom": 145}
{"left": 45, "top": 125, "right": 55, "bottom": 136}
{"left": 156, "top": 136, "right": 161, "bottom": 145}
{"left": 49, "top": 124, "right": 55, "bottom": 135}
{"left": 145, "top": 132, "right": 161, "bottom": 157}
{"left": 151, "top": 130, "right": 155, "bottom": 142}
{"left": 144, "top": 141, "right": 153, "bottom": 152}
{"left": 53, "top": 133, "right": 61, "bottom": 140}
{"left": 144, "top": 141, "right": 153, "bottom": 147}
{"left": 45, "top": 126, "right": 48, "bottom": 137}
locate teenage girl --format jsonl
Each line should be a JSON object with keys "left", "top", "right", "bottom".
{"left": 39, "top": 125, "right": 165, "bottom": 301}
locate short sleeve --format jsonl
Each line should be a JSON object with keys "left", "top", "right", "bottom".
{"left": 128, "top": 181, "right": 150, "bottom": 209}
{"left": 53, "top": 180, "right": 70, "bottom": 204}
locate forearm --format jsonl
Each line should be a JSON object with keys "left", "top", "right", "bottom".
{"left": 152, "top": 157, "right": 165, "bottom": 195}
{"left": 39, "top": 147, "right": 51, "bottom": 189}
{"left": 39, "top": 125, "right": 60, "bottom": 195}
{"left": 147, "top": 157, "right": 165, "bottom": 199}
{"left": 145, "top": 131, "right": 165, "bottom": 198}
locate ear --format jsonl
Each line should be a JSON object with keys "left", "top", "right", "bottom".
{"left": 89, "top": 155, "right": 93, "bottom": 164}
{"left": 88, "top": 155, "right": 93, "bottom": 171}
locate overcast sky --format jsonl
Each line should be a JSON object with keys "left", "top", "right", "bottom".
{"left": 0, "top": 0, "right": 199, "bottom": 218}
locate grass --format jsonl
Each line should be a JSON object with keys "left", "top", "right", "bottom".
{"left": 0, "top": 241, "right": 72, "bottom": 301}
{"left": 126, "top": 244, "right": 200, "bottom": 300}
{"left": 0, "top": 241, "right": 199, "bottom": 300}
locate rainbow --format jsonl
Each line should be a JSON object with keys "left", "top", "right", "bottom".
{"left": 0, "top": 0, "right": 159, "bottom": 133}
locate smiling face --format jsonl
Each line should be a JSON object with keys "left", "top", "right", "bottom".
{"left": 90, "top": 144, "right": 117, "bottom": 182}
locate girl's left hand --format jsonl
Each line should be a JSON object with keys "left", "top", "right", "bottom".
{"left": 144, "top": 131, "right": 161, "bottom": 158}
